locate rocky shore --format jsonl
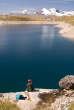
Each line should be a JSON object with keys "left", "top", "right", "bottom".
{"left": 0, "top": 89, "right": 55, "bottom": 110}
{"left": 0, "top": 75, "right": 74, "bottom": 110}
{"left": 0, "top": 89, "right": 74, "bottom": 110}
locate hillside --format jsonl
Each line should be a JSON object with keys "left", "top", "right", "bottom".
{"left": 0, "top": 15, "right": 45, "bottom": 21}
{"left": 50, "top": 16, "right": 74, "bottom": 26}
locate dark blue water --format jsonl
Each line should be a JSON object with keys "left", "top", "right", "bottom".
{"left": 0, "top": 24, "right": 74, "bottom": 92}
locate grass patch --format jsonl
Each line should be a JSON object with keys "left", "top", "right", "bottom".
{"left": 50, "top": 16, "right": 74, "bottom": 25}
{"left": 68, "top": 102, "right": 74, "bottom": 110}
{"left": 34, "top": 106, "right": 52, "bottom": 110}
{"left": 0, "top": 15, "right": 45, "bottom": 21}
{"left": 0, "top": 100, "right": 20, "bottom": 110}
{"left": 34, "top": 90, "right": 64, "bottom": 110}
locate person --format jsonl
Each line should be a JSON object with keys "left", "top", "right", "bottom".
{"left": 27, "top": 79, "right": 34, "bottom": 92}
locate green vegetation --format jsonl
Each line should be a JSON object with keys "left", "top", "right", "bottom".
{"left": 0, "top": 15, "right": 45, "bottom": 21}
{"left": 68, "top": 102, "right": 74, "bottom": 110}
{"left": 50, "top": 16, "right": 74, "bottom": 25}
{"left": 0, "top": 100, "right": 20, "bottom": 110}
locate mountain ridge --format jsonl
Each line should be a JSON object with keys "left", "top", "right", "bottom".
{"left": 21, "top": 8, "right": 74, "bottom": 16}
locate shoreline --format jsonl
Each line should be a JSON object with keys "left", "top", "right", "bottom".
{"left": 0, "top": 89, "right": 55, "bottom": 110}
{"left": 1, "top": 89, "right": 74, "bottom": 110}
{"left": 0, "top": 20, "right": 74, "bottom": 40}
{"left": 55, "top": 22, "right": 74, "bottom": 41}
{"left": 0, "top": 21, "right": 55, "bottom": 25}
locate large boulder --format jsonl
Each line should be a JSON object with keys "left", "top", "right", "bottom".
{"left": 59, "top": 75, "right": 74, "bottom": 90}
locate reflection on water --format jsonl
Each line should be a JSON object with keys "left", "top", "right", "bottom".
{"left": 41, "top": 25, "right": 55, "bottom": 48}
{"left": 0, "top": 28, "right": 9, "bottom": 53}
{"left": 0, "top": 24, "right": 74, "bottom": 92}
{"left": 42, "top": 25, "right": 55, "bottom": 39}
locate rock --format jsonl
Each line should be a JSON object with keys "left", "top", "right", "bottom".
{"left": 0, "top": 94, "right": 3, "bottom": 97}
{"left": 51, "top": 96, "right": 74, "bottom": 110}
{"left": 59, "top": 75, "right": 74, "bottom": 90}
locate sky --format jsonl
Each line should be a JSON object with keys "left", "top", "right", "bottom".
{"left": 0, "top": 0, "right": 74, "bottom": 13}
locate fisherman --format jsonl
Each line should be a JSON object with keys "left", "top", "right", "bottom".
{"left": 27, "top": 79, "right": 34, "bottom": 92}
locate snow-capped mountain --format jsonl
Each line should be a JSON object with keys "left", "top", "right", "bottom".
{"left": 41, "top": 8, "right": 51, "bottom": 15}
{"left": 21, "top": 9, "right": 36, "bottom": 15}
{"left": 49, "top": 8, "right": 56, "bottom": 15}
{"left": 36, "top": 8, "right": 74, "bottom": 16}
{"left": 12, "top": 8, "right": 74, "bottom": 16}
{"left": 22, "top": 10, "right": 28, "bottom": 14}
{"left": 62, "top": 11, "right": 74, "bottom": 16}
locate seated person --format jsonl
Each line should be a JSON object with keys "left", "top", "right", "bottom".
{"left": 27, "top": 80, "right": 34, "bottom": 92}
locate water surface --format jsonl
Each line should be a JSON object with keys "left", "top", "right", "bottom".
{"left": 0, "top": 24, "right": 74, "bottom": 92}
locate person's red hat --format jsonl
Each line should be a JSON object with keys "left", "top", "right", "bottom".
{"left": 28, "top": 80, "right": 32, "bottom": 83}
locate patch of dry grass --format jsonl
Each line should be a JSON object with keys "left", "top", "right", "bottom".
{"left": 68, "top": 102, "right": 74, "bottom": 110}
{"left": 0, "top": 15, "right": 45, "bottom": 21}
{"left": 0, "top": 100, "right": 20, "bottom": 110}
{"left": 50, "top": 16, "right": 74, "bottom": 25}
{"left": 34, "top": 90, "right": 64, "bottom": 110}
{"left": 35, "top": 106, "right": 52, "bottom": 110}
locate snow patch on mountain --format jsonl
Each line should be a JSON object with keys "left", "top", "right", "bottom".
{"left": 22, "top": 10, "right": 28, "bottom": 14}
{"left": 38, "top": 8, "right": 74, "bottom": 16}
{"left": 15, "top": 8, "right": 74, "bottom": 16}
{"left": 41, "top": 8, "right": 51, "bottom": 15}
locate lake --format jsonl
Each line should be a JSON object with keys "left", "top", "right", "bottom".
{"left": 0, "top": 24, "right": 74, "bottom": 92}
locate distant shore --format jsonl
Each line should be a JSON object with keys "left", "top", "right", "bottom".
{"left": 0, "top": 20, "right": 74, "bottom": 40}
{"left": 0, "top": 21, "right": 53, "bottom": 25}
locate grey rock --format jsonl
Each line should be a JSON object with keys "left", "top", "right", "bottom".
{"left": 0, "top": 94, "right": 3, "bottom": 97}
{"left": 59, "top": 75, "right": 74, "bottom": 90}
